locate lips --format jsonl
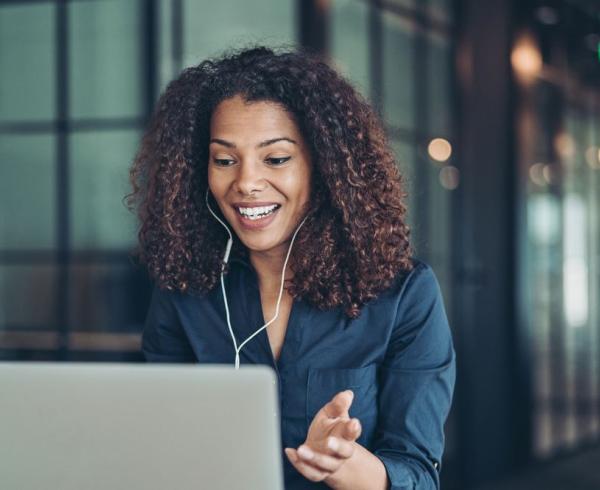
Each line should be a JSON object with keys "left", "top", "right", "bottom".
{"left": 234, "top": 204, "right": 281, "bottom": 216}
{"left": 232, "top": 203, "right": 281, "bottom": 230}
{"left": 232, "top": 201, "right": 281, "bottom": 209}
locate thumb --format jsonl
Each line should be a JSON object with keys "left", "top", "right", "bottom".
{"left": 323, "top": 390, "right": 354, "bottom": 419}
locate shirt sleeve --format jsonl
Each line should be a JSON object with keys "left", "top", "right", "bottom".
{"left": 141, "top": 285, "right": 196, "bottom": 363}
{"left": 372, "top": 262, "right": 456, "bottom": 490}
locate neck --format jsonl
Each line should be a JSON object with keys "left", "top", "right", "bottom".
{"left": 249, "top": 244, "right": 293, "bottom": 296}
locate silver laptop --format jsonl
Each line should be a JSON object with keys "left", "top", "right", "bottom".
{"left": 0, "top": 362, "right": 284, "bottom": 490}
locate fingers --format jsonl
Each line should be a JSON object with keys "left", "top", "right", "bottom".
{"left": 284, "top": 438, "right": 357, "bottom": 482}
{"left": 325, "top": 435, "right": 355, "bottom": 459}
{"left": 323, "top": 390, "right": 354, "bottom": 418}
{"left": 342, "top": 417, "right": 362, "bottom": 440}
{"left": 325, "top": 417, "right": 362, "bottom": 442}
{"left": 296, "top": 444, "right": 342, "bottom": 472}
{"left": 284, "top": 448, "right": 329, "bottom": 482}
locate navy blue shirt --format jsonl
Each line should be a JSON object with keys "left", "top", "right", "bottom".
{"left": 142, "top": 257, "right": 456, "bottom": 490}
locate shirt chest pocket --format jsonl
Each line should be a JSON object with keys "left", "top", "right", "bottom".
{"left": 305, "top": 364, "right": 378, "bottom": 429}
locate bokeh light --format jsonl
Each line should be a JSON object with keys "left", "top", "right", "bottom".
{"left": 428, "top": 137, "right": 452, "bottom": 163}
{"left": 511, "top": 32, "right": 543, "bottom": 81}
{"left": 585, "top": 146, "right": 600, "bottom": 169}
{"left": 554, "top": 131, "right": 576, "bottom": 160}
{"left": 529, "top": 162, "right": 546, "bottom": 186}
{"left": 439, "top": 165, "right": 459, "bottom": 190}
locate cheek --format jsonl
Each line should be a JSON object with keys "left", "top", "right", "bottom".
{"left": 298, "top": 159, "right": 312, "bottom": 201}
{"left": 207, "top": 169, "right": 227, "bottom": 197}
{"left": 296, "top": 171, "right": 312, "bottom": 205}
{"left": 281, "top": 168, "right": 311, "bottom": 203}
{"left": 304, "top": 170, "right": 312, "bottom": 201}
{"left": 207, "top": 167, "right": 215, "bottom": 190}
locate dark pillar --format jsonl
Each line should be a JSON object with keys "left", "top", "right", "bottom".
{"left": 452, "top": 0, "right": 530, "bottom": 487}
{"left": 298, "top": 0, "right": 329, "bottom": 54}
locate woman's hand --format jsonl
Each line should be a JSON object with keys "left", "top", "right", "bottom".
{"left": 284, "top": 390, "right": 362, "bottom": 483}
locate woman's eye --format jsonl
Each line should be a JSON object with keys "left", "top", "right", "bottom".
{"left": 213, "top": 158, "right": 235, "bottom": 166}
{"left": 266, "top": 156, "right": 291, "bottom": 165}
{"left": 212, "top": 157, "right": 290, "bottom": 166}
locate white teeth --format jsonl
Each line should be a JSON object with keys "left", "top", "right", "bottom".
{"left": 238, "top": 204, "right": 278, "bottom": 217}
{"left": 237, "top": 204, "right": 279, "bottom": 220}
{"left": 248, "top": 213, "right": 269, "bottom": 220}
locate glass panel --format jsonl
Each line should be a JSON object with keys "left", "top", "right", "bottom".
{"left": 69, "top": 129, "right": 140, "bottom": 250}
{"left": 528, "top": 191, "right": 561, "bottom": 455}
{"left": 0, "top": 3, "right": 55, "bottom": 122}
{"left": 391, "top": 135, "right": 454, "bottom": 324}
{"left": 68, "top": 0, "right": 145, "bottom": 119}
{"left": 390, "top": 138, "right": 417, "bottom": 243}
{"left": 0, "top": 134, "right": 56, "bottom": 249}
{"left": 68, "top": 263, "right": 150, "bottom": 333}
{"left": 0, "top": 265, "right": 57, "bottom": 330}
{"left": 426, "top": 162, "right": 453, "bottom": 298}
{"left": 427, "top": 31, "right": 452, "bottom": 138}
{"left": 426, "top": 0, "right": 453, "bottom": 23}
{"left": 586, "top": 112, "right": 600, "bottom": 439}
{"left": 331, "top": 0, "right": 370, "bottom": 97}
{"left": 523, "top": 80, "right": 600, "bottom": 458}
{"left": 562, "top": 109, "right": 594, "bottom": 446}
{"left": 157, "top": 0, "right": 174, "bottom": 95}
{"left": 387, "top": 0, "right": 414, "bottom": 6}
{"left": 182, "top": 0, "right": 295, "bottom": 68}
{"left": 382, "top": 12, "right": 415, "bottom": 130}
{"left": 518, "top": 0, "right": 600, "bottom": 457}
{"left": 523, "top": 81, "right": 568, "bottom": 457}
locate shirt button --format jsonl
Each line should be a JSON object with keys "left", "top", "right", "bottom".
{"left": 433, "top": 461, "right": 439, "bottom": 470}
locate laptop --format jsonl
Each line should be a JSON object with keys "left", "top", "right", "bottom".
{"left": 0, "top": 362, "right": 284, "bottom": 490}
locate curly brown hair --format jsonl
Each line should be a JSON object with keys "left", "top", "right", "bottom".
{"left": 127, "top": 44, "right": 414, "bottom": 318}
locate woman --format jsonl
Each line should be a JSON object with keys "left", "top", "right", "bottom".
{"left": 128, "top": 45, "right": 456, "bottom": 490}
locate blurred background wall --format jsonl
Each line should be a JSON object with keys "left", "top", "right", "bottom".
{"left": 0, "top": 0, "right": 598, "bottom": 489}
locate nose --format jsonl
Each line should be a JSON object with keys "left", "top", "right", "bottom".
{"left": 233, "top": 159, "right": 267, "bottom": 196}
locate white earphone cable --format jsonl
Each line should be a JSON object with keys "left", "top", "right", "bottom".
{"left": 205, "top": 188, "right": 307, "bottom": 369}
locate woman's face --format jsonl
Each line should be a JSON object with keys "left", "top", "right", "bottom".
{"left": 207, "top": 94, "right": 312, "bottom": 256}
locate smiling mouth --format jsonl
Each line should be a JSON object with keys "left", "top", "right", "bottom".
{"left": 235, "top": 204, "right": 281, "bottom": 220}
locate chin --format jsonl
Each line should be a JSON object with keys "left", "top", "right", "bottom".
{"left": 234, "top": 230, "right": 286, "bottom": 252}
{"left": 241, "top": 238, "right": 281, "bottom": 253}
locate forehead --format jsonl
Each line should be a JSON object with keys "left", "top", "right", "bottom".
{"left": 210, "top": 95, "right": 301, "bottom": 137}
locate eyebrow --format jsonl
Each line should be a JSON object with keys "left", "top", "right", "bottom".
{"left": 209, "top": 137, "right": 298, "bottom": 149}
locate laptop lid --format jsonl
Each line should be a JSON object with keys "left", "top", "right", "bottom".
{"left": 0, "top": 362, "right": 283, "bottom": 490}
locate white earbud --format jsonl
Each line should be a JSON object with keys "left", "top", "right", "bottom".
{"left": 205, "top": 189, "right": 233, "bottom": 267}
{"left": 205, "top": 188, "right": 308, "bottom": 369}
